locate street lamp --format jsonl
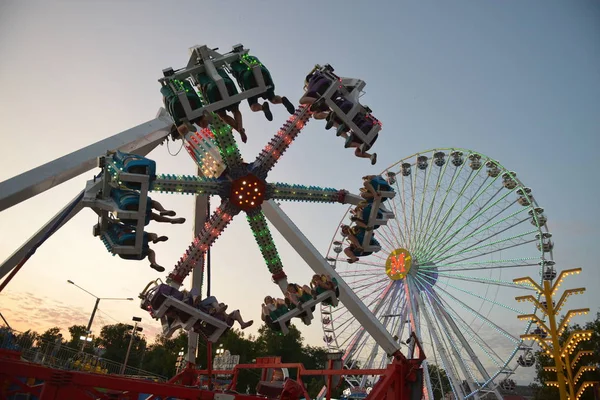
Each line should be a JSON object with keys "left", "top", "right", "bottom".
{"left": 121, "top": 316, "right": 143, "bottom": 375}
{"left": 67, "top": 280, "right": 133, "bottom": 349}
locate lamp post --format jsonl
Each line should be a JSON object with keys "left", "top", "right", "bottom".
{"left": 121, "top": 316, "right": 143, "bottom": 375}
{"left": 514, "top": 268, "right": 594, "bottom": 400}
{"left": 67, "top": 280, "right": 133, "bottom": 350}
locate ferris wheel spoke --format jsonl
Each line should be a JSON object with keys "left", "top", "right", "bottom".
{"left": 338, "top": 269, "right": 385, "bottom": 278}
{"left": 424, "top": 195, "right": 522, "bottom": 262}
{"left": 418, "top": 165, "right": 461, "bottom": 254}
{"left": 420, "top": 293, "right": 475, "bottom": 399}
{"left": 370, "top": 225, "right": 399, "bottom": 253}
{"left": 413, "top": 163, "right": 447, "bottom": 255}
{"left": 344, "top": 275, "right": 390, "bottom": 293}
{"left": 428, "top": 270, "right": 537, "bottom": 291}
{"left": 336, "top": 257, "right": 386, "bottom": 268}
{"left": 396, "top": 170, "right": 414, "bottom": 249}
{"left": 420, "top": 183, "right": 507, "bottom": 260}
{"left": 429, "top": 228, "right": 538, "bottom": 264}
{"left": 438, "top": 239, "right": 538, "bottom": 268}
{"left": 418, "top": 273, "right": 525, "bottom": 317}
{"left": 423, "top": 286, "right": 506, "bottom": 373}
{"left": 430, "top": 210, "right": 529, "bottom": 264}
{"left": 246, "top": 209, "right": 285, "bottom": 276}
{"left": 415, "top": 167, "right": 476, "bottom": 258}
{"left": 417, "top": 171, "right": 497, "bottom": 258}
{"left": 407, "top": 168, "right": 419, "bottom": 250}
{"left": 433, "top": 257, "right": 539, "bottom": 271}
{"left": 412, "top": 159, "right": 436, "bottom": 252}
{"left": 338, "top": 282, "right": 396, "bottom": 364}
{"left": 423, "top": 187, "right": 518, "bottom": 260}
{"left": 386, "top": 189, "right": 409, "bottom": 247}
{"left": 360, "top": 286, "right": 405, "bottom": 384}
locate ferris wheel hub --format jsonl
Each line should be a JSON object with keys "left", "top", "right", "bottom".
{"left": 385, "top": 248, "right": 412, "bottom": 281}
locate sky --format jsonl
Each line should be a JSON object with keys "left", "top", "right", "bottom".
{"left": 0, "top": 0, "right": 599, "bottom": 387}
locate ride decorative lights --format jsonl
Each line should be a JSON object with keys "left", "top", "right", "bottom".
{"left": 514, "top": 267, "right": 594, "bottom": 400}
{"left": 231, "top": 174, "right": 266, "bottom": 211}
{"left": 385, "top": 248, "right": 412, "bottom": 281}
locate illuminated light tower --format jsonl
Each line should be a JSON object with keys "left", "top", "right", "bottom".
{"left": 514, "top": 267, "right": 595, "bottom": 400}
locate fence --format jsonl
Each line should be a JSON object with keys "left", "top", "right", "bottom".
{"left": 0, "top": 327, "right": 167, "bottom": 381}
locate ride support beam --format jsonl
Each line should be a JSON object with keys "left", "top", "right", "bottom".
{"left": 261, "top": 200, "right": 402, "bottom": 357}
{"left": 0, "top": 108, "right": 172, "bottom": 212}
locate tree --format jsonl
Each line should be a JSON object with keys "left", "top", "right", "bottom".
{"left": 427, "top": 364, "right": 451, "bottom": 400}
{"left": 532, "top": 312, "right": 600, "bottom": 400}
{"left": 254, "top": 323, "right": 305, "bottom": 366}
{"left": 142, "top": 331, "right": 188, "bottom": 377}
{"left": 97, "top": 323, "right": 147, "bottom": 368}
{"left": 67, "top": 325, "right": 87, "bottom": 348}
{"left": 39, "top": 327, "right": 62, "bottom": 344}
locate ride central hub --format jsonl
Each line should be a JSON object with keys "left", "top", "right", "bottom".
{"left": 230, "top": 174, "right": 266, "bottom": 211}
{"left": 385, "top": 248, "right": 412, "bottom": 281}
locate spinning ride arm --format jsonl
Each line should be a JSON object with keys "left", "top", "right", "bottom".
{"left": 151, "top": 175, "right": 222, "bottom": 196}
{"left": 207, "top": 115, "right": 245, "bottom": 175}
{"left": 252, "top": 105, "right": 311, "bottom": 179}
{"left": 168, "top": 200, "right": 239, "bottom": 286}
{"left": 246, "top": 209, "right": 287, "bottom": 290}
{"left": 268, "top": 183, "right": 348, "bottom": 204}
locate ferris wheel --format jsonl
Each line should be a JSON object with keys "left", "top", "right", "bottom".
{"left": 323, "top": 148, "right": 555, "bottom": 399}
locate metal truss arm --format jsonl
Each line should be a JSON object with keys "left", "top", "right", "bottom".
{"left": 246, "top": 209, "right": 287, "bottom": 292}
{"left": 0, "top": 108, "right": 172, "bottom": 212}
{"left": 151, "top": 175, "right": 222, "bottom": 196}
{"left": 261, "top": 200, "right": 401, "bottom": 356}
{"left": 268, "top": 183, "right": 347, "bottom": 204}
{"left": 168, "top": 199, "right": 239, "bottom": 286}
{"left": 206, "top": 116, "right": 245, "bottom": 176}
{"left": 253, "top": 105, "right": 311, "bottom": 179}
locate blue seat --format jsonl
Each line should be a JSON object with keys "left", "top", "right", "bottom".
{"left": 112, "top": 151, "right": 157, "bottom": 190}
{"left": 111, "top": 189, "right": 152, "bottom": 225}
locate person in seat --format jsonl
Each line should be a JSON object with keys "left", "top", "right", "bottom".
{"left": 160, "top": 80, "right": 210, "bottom": 137}
{"left": 229, "top": 54, "right": 295, "bottom": 120}
{"left": 340, "top": 224, "right": 379, "bottom": 263}
{"left": 112, "top": 189, "right": 186, "bottom": 226}
{"left": 109, "top": 223, "right": 168, "bottom": 272}
{"left": 360, "top": 175, "right": 393, "bottom": 202}
{"left": 262, "top": 296, "right": 290, "bottom": 331}
{"left": 285, "top": 283, "right": 314, "bottom": 309}
{"left": 195, "top": 307, "right": 254, "bottom": 331}
{"left": 299, "top": 67, "right": 334, "bottom": 105}
{"left": 196, "top": 69, "right": 247, "bottom": 142}
{"left": 310, "top": 274, "right": 340, "bottom": 304}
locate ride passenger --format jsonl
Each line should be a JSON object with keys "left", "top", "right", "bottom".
{"left": 160, "top": 80, "right": 209, "bottom": 136}
{"left": 112, "top": 189, "right": 186, "bottom": 226}
{"left": 285, "top": 283, "right": 314, "bottom": 309}
{"left": 229, "top": 54, "right": 295, "bottom": 120}
{"left": 109, "top": 223, "right": 168, "bottom": 272}
{"left": 195, "top": 69, "right": 247, "bottom": 143}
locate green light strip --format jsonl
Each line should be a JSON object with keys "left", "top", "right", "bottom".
{"left": 246, "top": 212, "right": 284, "bottom": 274}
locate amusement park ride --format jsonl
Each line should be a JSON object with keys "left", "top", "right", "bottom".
{"left": 0, "top": 43, "right": 560, "bottom": 400}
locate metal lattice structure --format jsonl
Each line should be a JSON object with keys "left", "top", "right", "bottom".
{"left": 323, "top": 148, "right": 555, "bottom": 399}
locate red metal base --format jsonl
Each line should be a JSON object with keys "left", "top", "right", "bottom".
{"left": 1, "top": 346, "right": 424, "bottom": 400}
